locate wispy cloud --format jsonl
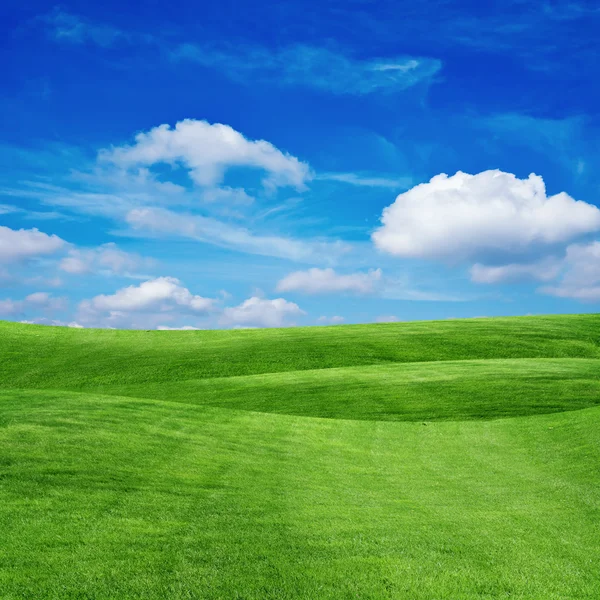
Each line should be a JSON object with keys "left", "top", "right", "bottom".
{"left": 0, "top": 292, "right": 67, "bottom": 316}
{"left": 380, "top": 283, "right": 469, "bottom": 303}
{"left": 316, "top": 172, "right": 412, "bottom": 189}
{"left": 6, "top": 179, "right": 349, "bottom": 265}
{"left": 124, "top": 207, "right": 349, "bottom": 264}
{"left": 40, "top": 8, "right": 441, "bottom": 97}
{"left": 470, "top": 259, "right": 563, "bottom": 284}
{"left": 277, "top": 268, "right": 382, "bottom": 294}
{"left": 42, "top": 7, "right": 130, "bottom": 46}
{"left": 0, "top": 204, "right": 17, "bottom": 215}
{"left": 1, "top": 116, "right": 358, "bottom": 266}
{"left": 540, "top": 241, "right": 600, "bottom": 301}
{"left": 323, "top": 1, "right": 598, "bottom": 77}
{"left": 0, "top": 203, "right": 79, "bottom": 222}
{"left": 541, "top": 2, "right": 600, "bottom": 21}
{"left": 481, "top": 113, "right": 591, "bottom": 175}
{"left": 59, "top": 243, "right": 154, "bottom": 278}
{"left": 173, "top": 43, "right": 441, "bottom": 95}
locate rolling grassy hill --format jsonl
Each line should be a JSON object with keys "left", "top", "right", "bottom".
{"left": 1, "top": 314, "right": 599, "bottom": 599}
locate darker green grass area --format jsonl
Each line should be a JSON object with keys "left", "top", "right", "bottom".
{"left": 107, "top": 358, "right": 600, "bottom": 421}
{"left": 1, "top": 315, "right": 599, "bottom": 598}
{"left": 1, "top": 313, "right": 599, "bottom": 389}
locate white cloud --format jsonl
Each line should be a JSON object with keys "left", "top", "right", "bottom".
{"left": 472, "top": 240, "right": 600, "bottom": 300}
{"left": 77, "top": 277, "right": 217, "bottom": 328}
{"left": 83, "top": 277, "right": 214, "bottom": 313}
{"left": 277, "top": 268, "right": 382, "bottom": 294}
{"left": 541, "top": 241, "right": 600, "bottom": 301}
{"left": 59, "top": 255, "right": 88, "bottom": 274}
{"left": 202, "top": 187, "right": 254, "bottom": 205}
{"left": 317, "top": 315, "right": 345, "bottom": 324}
{"left": 0, "top": 292, "right": 67, "bottom": 315}
{"left": 24, "top": 275, "right": 63, "bottom": 288}
{"left": 372, "top": 170, "right": 600, "bottom": 260}
{"left": 174, "top": 44, "right": 441, "bottom": 96}
{"left": 276, "top": 269, "right": 460, "bottom": 303}
{"left": 20, "top": 318, "right": 83, "bottom": 328}
{"left": 59, "top": 242, "right": 150, "bottom": 276}
{"left": 375, "top": 315, "right": 400, "bottom": 323}
{"left": 0, "top": 225, "right": 66, "bottom": 263}
{"left": 4, "top": 154, "right": 347, "bottom": 270}
{"left": 156, "top": 325, "right": 202, "bottom": 330}
{"left": 2, "top": 125, "right": 350, "bottom": 266}
{"left": 125, "top": 207, "right": 348, "bottom": 263}
{"left": 43, "top": 7, "right": 127, "bottom": 47}
{"left": 101, "top": 119, "right": 310, "bottom": 190}
{"left": 470, "top": 259, "right": 562, "bottom": 284}
{"left": 0, "top": 299, "right": 21, "bottom": 315}
{"left": 380, "top": 277, "right": 469, "bottom": 302}
{"left": 317, "top": 172, "right": 412, "bottom": 189}
{"left": 220, "top": 296, "right": 305, "bottom": 328}
{"left": 24, "top": 292, "right": 68, "bottom": 311}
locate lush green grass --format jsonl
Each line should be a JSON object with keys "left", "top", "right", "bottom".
{"left": 1, "top": 315, "right": 599, "bottom": 598}
{"left": 108, "top": 358, "right": 600, "bottom": 421}
{"left": 1, "top": 314, "right": 599, "bottom": 388}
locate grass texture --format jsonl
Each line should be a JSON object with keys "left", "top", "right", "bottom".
{"left": 0, "top": 314, "right": 599, "bottom": 598}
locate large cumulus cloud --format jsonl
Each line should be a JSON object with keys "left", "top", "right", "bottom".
{"left": 372, "top": 170, "right": 600, "bottom": 261}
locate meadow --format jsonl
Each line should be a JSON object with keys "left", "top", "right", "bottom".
{"left": 1, "top": 314, "right": 599, "bottom": 599}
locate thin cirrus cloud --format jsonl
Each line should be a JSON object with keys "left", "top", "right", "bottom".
{"left": 372, "top": 170, "right": 600, "bottom": 261}
{"left": 470, "top": 259, "right": 563, "bottom": 284}
{"left": 315, "top": 172, "right": 413, "bottom": 189}
{"left": 41, "top": 7, "right": 153, "bottom": 47}
{"left": 41, "top": 8, "right": 442, "bottom": 97}
{"left": 277, "top": 268, "right": 382, "bottom": 295}
{"left": 172, "top": 43, "right": 442, "bottom": 96}
{"left": 480, "top": 113, "right": 590, "bottom": 175}
{"left": 125, "top": 207, "right": 349, "bottom": 264}
{"left": 0, "top": 204, "right": 16, "bottom": 215}
{"left": 59, "top": 243, "right": 152, "bottom": 277}
{"left": 3, "top": 118, "right": 350, "bottom": 265}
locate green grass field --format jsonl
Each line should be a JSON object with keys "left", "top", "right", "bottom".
{"left": 1, "top": 314, "right": 600, "bottom": 599}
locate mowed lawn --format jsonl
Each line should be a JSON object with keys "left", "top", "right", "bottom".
{"left": 1, "top": 315, "right": 599, "bottom": 599}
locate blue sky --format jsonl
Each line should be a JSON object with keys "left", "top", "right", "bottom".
{"left": 1, "top": 0, "right": 599, "bottom": 329}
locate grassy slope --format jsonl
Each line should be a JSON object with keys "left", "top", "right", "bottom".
{"left": 1, "top": 315, "right": 599, "bottom": 599}
{"left": 1, "top": 313, "right": 599, "bottom": 388}
{"left": 112, "top": 359, "right": 600, "bottom": 421}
